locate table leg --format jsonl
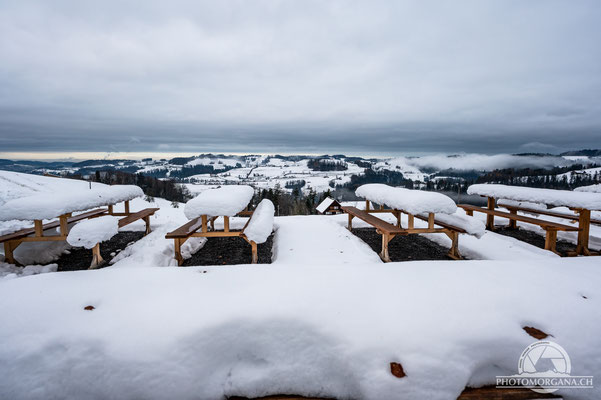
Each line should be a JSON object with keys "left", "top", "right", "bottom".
{"left": 576, "top": 209, "right": 591, "bottom": 256}
{"left": 486, "top": 197, "right": 496, "bottom": 230}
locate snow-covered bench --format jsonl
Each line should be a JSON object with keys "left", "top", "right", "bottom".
{"left": 465, "top": 183, "right": 601, "bottom": 255}
{"left": 349, "top": 184, "right": 485, "bottom": 261}
{"left": 165, "top": 186, "right": 274, "bottom": 265}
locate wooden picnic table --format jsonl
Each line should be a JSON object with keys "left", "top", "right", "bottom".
{"left": 344, "top": 199, "right": 467, "bottom": 262}
{"left": 1, "top": 199, "right": 158, "bottom": 265}
{"left": 465, "top": 184, "right": 601, "bottom": 256}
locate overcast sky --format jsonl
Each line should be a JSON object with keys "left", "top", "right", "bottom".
{"left": 0, "top": 0, "right": 600, "bottom": 156}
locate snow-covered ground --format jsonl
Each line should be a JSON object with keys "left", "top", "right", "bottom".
{"left": 2, "top": 172, "right": 601, "bottom": 399}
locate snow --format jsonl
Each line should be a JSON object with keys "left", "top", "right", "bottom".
{"left": 356, "top": 184, "right": 457, "bottom": 215}
{"left": 426, "top": 211, "right": 486, "bottom": 237}
{"left": 316, "top": 197, "right": 336, "bottom": 214}
{"left": 0, "top": 173, "right": 143, "bottom": 221}
{"left": 243, "top": 199, "right": 275, "bottom": 244}
{"left": 0, "top": 262, "right": 57, "bottom": 279}
{"left": 66, "top": 216, "right": 120, "bottom": 249}
{"left": 575, "top": 184, "right": 601, "bottom": 193}
{"left": 184, "top": 185, "right": 254, "bottom": 219}
{"left": 0, "top": 258, "right": 600, "bottom": 399}
{"left": 468, "top": 184, "right": 601, "bottom": 210}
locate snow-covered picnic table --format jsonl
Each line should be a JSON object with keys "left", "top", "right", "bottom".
{"left": 168, "top": 186, "right": 274, "bottom": 265}
{"left": 466, "top": 183, "right": 601, "bottom": 255}
{"left": 0, "top": 182, "right": 158, "bottom": 265}
{"left": 348, "top": 184, "right": 484, "bottom": 261}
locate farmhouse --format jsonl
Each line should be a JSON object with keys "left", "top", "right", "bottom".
{"left": 315, "top": 197, "right": 343, "bottom": 215}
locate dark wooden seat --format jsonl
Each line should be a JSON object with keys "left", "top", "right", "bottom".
{"left": 500, "top": 204, "right": 601, "bottom": 226}
{"left": 118, "top": 208, "right": 159, "bottom": 234}
{"left": 0, "top": 208, "right": 108, "bottom": 243}
{"left": 412, "top": 214, "right": 467, "bottom": 233}
{"left": 458, "top": 204, "right": 579, "bottom": 231}
{"left": 342, "top": 206, "right": 404, "bottom": 235}
{"left": 458, "top": 204, "right": 580, "bottom": 254}
{"left": 165, "top": 217, "right": 203, "bottom": 239}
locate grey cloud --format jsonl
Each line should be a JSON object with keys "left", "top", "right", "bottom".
{"left": 0, "top": 0, "right": 600, "bottom": 155}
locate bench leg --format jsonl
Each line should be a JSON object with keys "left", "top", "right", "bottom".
{"left": 486, "top": 197, "right": 496, "bottom": 230}
{"left": 143, "top": 215, "right": 152, "bottom": 235}
{"left": 508, "top": 210, "right": 517, "bottom": 229}
{"left": 174, "top": 238, "right": 184, "bottom": 266}
{"left": 575, "top": 209, "right": 591, "bottom": 256}
{"left": 396, "top": 211, "right": 402, "bottom": 228}
{"left": 90, "top": 243, "right": 104, "bottom": 269}
{"left": 347, "top": 214, "right": 354, "bottom": 230}
{"left": 544, "top": 230, "right": 559, "bottom": 255}
{"left": 251, "top": 241, "right": 258, "bottom": 264}
{"left": 465, "top": 209, "right": 473, "bottom": 216}
{"left": 380, "top": 233, "right": 391, "bottom": 262}
{"left": 3, "top": 241, "right": 18, "bottom": 265}
{"left": 446, "top": 231, "right": 462, "bottom": 260}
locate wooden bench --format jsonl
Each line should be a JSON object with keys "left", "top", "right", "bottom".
{"left": 499, "top": 204, "right": 601, "bottom": 226}
{"left": 458, "top": 204, "right": 580, "bottom": 254}
{"left": 343, "top": 205, "right": 465, "bottom": 261}
{"left": 166, "top": 213, "right": 258, "bottom": 266}
{"left": 1, "top": 208, "right": 109, "bottom": 264}
{"left": 117, "top": 208, "right": 159, "bottom": 234}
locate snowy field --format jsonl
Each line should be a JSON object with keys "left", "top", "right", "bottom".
{"left": 1, "top": 172, "right": 601, "bottom": 399}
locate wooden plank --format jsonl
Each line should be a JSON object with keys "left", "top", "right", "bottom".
{"left": 428, "top": 212, "right": 435, "bottom": 229}
{"left": 458, "top": 204, "right": 580, "bottom": 231}
{"left": 118, "top": 208, "right": 159, "bottom": 228}
{"left": 124, "top": 200, "right": 130, "bottom": 214}
{"left": 190, "top": 231, "right": 244, "bottom": 238}
{"left": 408, "top": 214, "right": 414, "bottom": 229}
{"left": 341, "top": 206, "right": 404, "bottom": 235}
{"left": 165, "top": 217, "right": 203, "bottom": 238}
{"left": 501, "top": 204, "right": 601, "bottom": 226}
{"left": 413, "top": 214, "right": 467, "bottom": 234}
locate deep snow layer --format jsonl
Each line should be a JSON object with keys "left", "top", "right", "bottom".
{"left": 0, "top": 259, "right": 599, "bottom": 400}
{"left": 356, "top": 184, "right": 457, "bottom": 215}
{"left": 184, "top": 185, "right": 254, "bottom": 219}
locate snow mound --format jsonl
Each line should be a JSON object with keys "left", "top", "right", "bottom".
{"left": 67, "top": 216, "right": 120, "bottom": 249}
{"left": 496, "top": 199, "right": 548, "bottom": 212}
{"left": 468, "top": 184, "right": 601, "bottom": 210}
{"left": 184, "top": 185, "right": 254, "bottom": 219}
{"left": 0, "top": 185, "right": 143, "bottom": 221}
{"left": 356, "top": 184, "right": 456, "bottom": 215}
{"left": 244, "top": 199, "right": 275, "bottom": 244}
{"left": 575, "top": 184, "right": 601, "bottom": 193}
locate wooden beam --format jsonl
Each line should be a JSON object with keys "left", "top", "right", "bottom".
{"left": 408, "top": 214, "right": 414, "bottom": 230}
{"left": 347, "top": 213, "right": 354, "bottom": 230}
{"left": 3, "top": 241, "right": 16, "bottom": 264}
{"left": 224, "top": 216, "right": 230, "bottom": 232}
{"left": 486, "top": 197, "right": 496, "bottom": 230}
{"left": 19, "top": 236, "right": 68, "bottom": 242}
{"left": 544, "top": 230, "right": 558, "bottom": 254}
{"left": 108, "top": 204, "right": 114, "bottom": 215}
{"left": 59, "top": 215, "right": 69, "bottom": 236}
{"left": 34, "top": 220, "right": 43, "bottom": 237}
{"left": 508, "top": 209, "right": 517, "bottom": 229}
{"left": 143, "top": 215, "right": 151, "bottom": 235}
{"left": 90, "top": 243, "right": 103, "bottom": 269}
{"left": 124, "top": 200, "right": 130, "bottom": 214}
{"left": 365, "top": 200, "right": 370, "bottom": 211}
{"left": 190, "top": 231, "right": 244, "bottom": 238}
{"left": 174, "top": 238, "right": 183, "bottom": 266}
{"left": 201, "top": 215, "right": 208, "bottom": 233}
{"left": 428, "top": 213, "right": 435, "bottom": 229}
{"left": 250, "top": 241, "right": 258, "bottom": 264}
{"left": 575, "top": 209, "right": 591, "bottom": 256}
{"left": 380, "top": 233, "right": 391, "bottom": 262}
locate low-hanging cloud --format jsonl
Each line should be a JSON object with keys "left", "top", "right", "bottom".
{"left": 0, "top": 0, "right": 600, "bottom": 154}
